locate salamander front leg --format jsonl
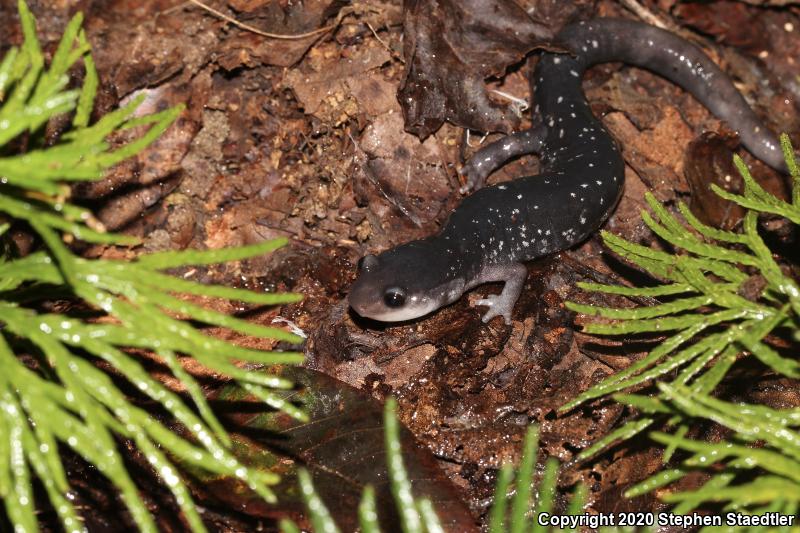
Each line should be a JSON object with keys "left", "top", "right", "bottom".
{"left": 473, "top": 262, "right": 528, "bottom": 325}
{"left": 460, "top": 125, "right": 546, "bottom": 193}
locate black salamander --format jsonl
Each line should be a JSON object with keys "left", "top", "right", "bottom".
{"left": 349, "top": 18, "right": 787, "bottom": 324}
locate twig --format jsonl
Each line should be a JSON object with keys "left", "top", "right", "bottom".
{"left": 618, "top": 0, "right": 672, "bottom": 30}
{"left": 490, "top": 89, "right": 529, "bottom": 116}
{"left": 366, "top": 21, "right": 390, "bottom": 52}
{"left": 186, "top": 0, "right": 336, "bottom": 40}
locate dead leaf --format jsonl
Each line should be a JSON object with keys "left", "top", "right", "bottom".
{"left": 193, "top": 366, "right": 478, "bottom": 531}
{"left": 285, "top": 45, "right": 391, "bottom": 114}
{"left": 398, "top": 0, "right": 553, "bottom": 138}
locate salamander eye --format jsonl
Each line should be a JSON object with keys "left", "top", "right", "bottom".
{"left": 383, "top": 287, "right": 406, "bottom": 308}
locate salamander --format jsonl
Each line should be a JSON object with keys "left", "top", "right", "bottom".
{"left": 349, "top": 18, "right": 786, "bottom": 324}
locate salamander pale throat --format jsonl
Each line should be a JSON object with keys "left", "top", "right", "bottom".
{"left": 349, "top": 18, "right": 787, "bottom": 325}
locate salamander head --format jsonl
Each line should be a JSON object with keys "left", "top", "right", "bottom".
{"left": 349, "top": 240, "right": 465, "bottom": 322}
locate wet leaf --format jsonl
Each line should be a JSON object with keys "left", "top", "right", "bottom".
{"left": 193, "top": 366, "right": 477, "bottom": 531}
{"left": 674, "top": 1, "right": 765, "bottom": 51}
{"left": 684, "top": 132, "right": 746, "bottom": 231}
{"left": 398, "top": 0, "right": 553, "bottom": 138}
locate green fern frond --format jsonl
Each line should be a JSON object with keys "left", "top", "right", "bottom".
{"left": 564, "top": 138, "right": 800, "bottom": 413}
{"left": 0, "top": 2, "right": 306, "bottom": 531}
{"left": 566, "top": 135, "right": 800, "bottom": 526}
{"left": 626, "top": 383, "right": 800, "bottom": 519}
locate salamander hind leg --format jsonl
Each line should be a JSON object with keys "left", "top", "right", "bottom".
{"left": 473, "top": 262, "right": 528, "bottom": 324}
{"left": 460, "top": 125, "right": 547, "bottom": 193}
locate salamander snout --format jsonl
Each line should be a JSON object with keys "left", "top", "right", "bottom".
{"left": 349, "top": 244, "right": 462, "bottom": 322}
{"left": 349, "top": 254, "right": 434, "bottom": 321}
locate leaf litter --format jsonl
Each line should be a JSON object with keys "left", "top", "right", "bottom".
{"left": 6, "top": 0, "right": 800, "bottom": 528}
